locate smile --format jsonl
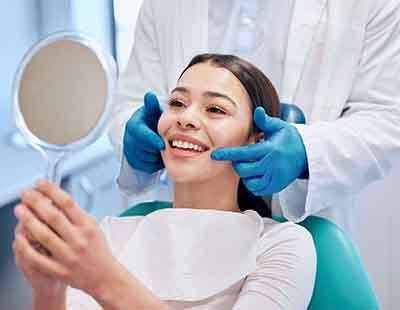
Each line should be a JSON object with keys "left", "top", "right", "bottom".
{"left": 167, "top": 134, "right": 210, "bottom": 158}
{"left": 171, "top": 140, "right": 204, "bottom": 152}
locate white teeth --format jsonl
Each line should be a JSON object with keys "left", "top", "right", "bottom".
{"left": 171, "top": 140, "right": 204, "bottom": 152}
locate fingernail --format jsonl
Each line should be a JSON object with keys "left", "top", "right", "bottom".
{"left": 20, "top": 191, "right": 28, "bottom": 199}
{"left": 21, "top": 190, "right": 32, "bottom": 199}
{"left": 36, "top": 179, "right": 46, "bottom": 187}
{"left": 14, "top": 205, "right": 23, "bottom": 218}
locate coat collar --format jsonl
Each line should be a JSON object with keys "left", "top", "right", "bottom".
{"left": 282, "top": 0, "right": 328, "bottom": 103}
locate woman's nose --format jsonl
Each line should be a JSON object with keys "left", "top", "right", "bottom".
{"left": 176, "top": 107, "right": 200, "bottom": 130}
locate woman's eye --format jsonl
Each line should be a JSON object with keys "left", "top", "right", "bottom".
{"left": 168, "top": 100, "right": 185, "bottom": 108}
{"left": 207, "top": 106, "right": 226, "bottom": 114}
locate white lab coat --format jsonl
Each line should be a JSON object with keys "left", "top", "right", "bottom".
{"left": 108, "top": 0, "right": 400, "bottom": 235}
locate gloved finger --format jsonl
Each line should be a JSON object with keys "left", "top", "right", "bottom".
{"left": 124, "top": 146, "right": 164, "bottom": 173}
{"left": 232, "top": 151, "right": 274, "bottom": 178}
{"left": 211, "top": 141, "right": 272, "bottom": 162}
{"left": 254, "top": 107, "right": 286, "bottom": 134}
{"left": 143, "top": 92, "right": 163, "bottom": 130}
{"left": 126, "top": 146, "right": 163, "bottom": 164}
{"left": 135, "top": 160, "right": 165, "bottom": 174}
{"left": 243, "top": 172, "right": 272, "bottom": 194}
{"left": 127, "top": 121, "right": 165, "bottom": 151}
{"left": 251, "top": 188, "right": 273, "bottom": 197}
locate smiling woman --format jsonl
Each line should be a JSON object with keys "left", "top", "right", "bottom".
{"left": 159, "top": 54, "right": 280, "bottom": 216}
{"left": 13, "top": 54, "right": 316, "bottom": 310}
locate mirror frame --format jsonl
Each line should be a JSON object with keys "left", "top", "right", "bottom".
{"left": 12, "top": 31, "right": 117, "bottom": 153}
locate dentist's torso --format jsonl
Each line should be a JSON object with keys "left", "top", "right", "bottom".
{"left": 114, "top": 0, "right": 380, "bottom": 235}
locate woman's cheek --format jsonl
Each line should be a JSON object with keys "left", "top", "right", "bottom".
{"left": 209, "top": 119, "right": 251, "bottom": 147}
{"left": 157, "top": 113, "right": 171, "bottom": 137}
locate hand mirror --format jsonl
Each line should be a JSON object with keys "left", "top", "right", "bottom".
{"left": 13, "top": 32, "right": 116, "bottom": 185}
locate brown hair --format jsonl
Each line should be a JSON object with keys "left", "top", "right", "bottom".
{"left": 179, "top": 54, "right": 281, "bottom": 218}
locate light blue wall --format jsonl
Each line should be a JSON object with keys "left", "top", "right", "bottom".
{"left": 0, "top": 2, "right": 116, "bottom": 308}
{"left": 0, "top": 1, "right": 40, "bottom": 133}
{"left": 38, "top": 0, "right": 115, "bottom": 53}
{"left": 0, "top": 3, "right": 41, "bottom": 309}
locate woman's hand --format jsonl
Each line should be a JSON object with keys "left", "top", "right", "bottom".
{"left": 13, "top": 179, "right": 119, "bottom": 298}
{"left": 13, "top": 222, "right": 67, "bottom": 300}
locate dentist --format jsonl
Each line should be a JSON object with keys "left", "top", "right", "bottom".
{"left": 109, "top": 0, "right": 400, "bottom": 234}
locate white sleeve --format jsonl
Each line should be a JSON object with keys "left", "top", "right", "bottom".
{"left": 280, "top": 0, "right": 400, "bottom": 222}
{"left": 108, "top": 0, "right": 168, "bottom": 194}
{"left": 66, "top": 287, "right": 101, "bottom": 310}
{"left": 233, "top": 223, "right": 316, "bottom": 309}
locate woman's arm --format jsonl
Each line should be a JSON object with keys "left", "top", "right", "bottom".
{"left": 14, "top": 180, "right": 168, "bottom": 309}
{"left": 32, "top": 292, "right": 66, "bottom": 310}
{"left": 233, "top": 223, "right": 316, "bottom": 309}
{"left": 91, "top": 261, "right": 169, "bottom": 310}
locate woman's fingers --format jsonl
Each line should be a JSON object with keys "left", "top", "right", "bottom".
{"left": 13, "top": 232, "right": 68, "bottom": 280}
{"left": 20, "top": 188, "right": 83, "bottom": 245}
{"left": 14, "top": 204, "right": 73, "bottom": 262}
{"left": 34, "top": 179, "right": 87, "bottom": 226}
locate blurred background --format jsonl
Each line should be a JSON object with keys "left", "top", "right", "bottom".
{"left": 0, "top": 1, "right": 398, "bottom": 309}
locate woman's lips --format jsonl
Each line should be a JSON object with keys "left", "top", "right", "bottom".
{"left": 169, "top": 146, "right": 206, "bottom": 158}
{"left": 168, "top": 133, "right": 210, "bottom": 151}
{"left": 166, "top": 133, "right": 210, "bottom": 159}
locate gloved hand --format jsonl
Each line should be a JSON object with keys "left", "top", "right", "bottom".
{"left": 123, "top": 92, "right": 165, "bottom": 174}
{"left": 211, "top": 107, "right": 308, "bottom": 196}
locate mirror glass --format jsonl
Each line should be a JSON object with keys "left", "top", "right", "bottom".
{"left": 13, "top": 32, "right": 116, "bottom": 184}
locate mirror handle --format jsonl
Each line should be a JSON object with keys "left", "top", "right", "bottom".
{"left": 46, "top": 155, "right": 64, "bottom": 186}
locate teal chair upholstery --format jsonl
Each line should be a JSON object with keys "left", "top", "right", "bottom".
{"left": 120, "top": 202, "right": 379, "bottom": 309}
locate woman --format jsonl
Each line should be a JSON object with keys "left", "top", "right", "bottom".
{"left": 13, "top": 54, "right": 316, "bottom": 309}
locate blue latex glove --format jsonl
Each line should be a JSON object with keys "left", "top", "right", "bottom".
{"left": 123, "top": 92, "right": 165, "bottom": 174}
{"left": 211, "top": 107, "right": 308, "bottom": 196}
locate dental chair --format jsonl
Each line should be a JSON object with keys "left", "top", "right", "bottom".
{"left": 119, "top": 104, "right": 379, "bottom": 309}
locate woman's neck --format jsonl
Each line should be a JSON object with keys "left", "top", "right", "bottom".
{"left": 173, "top": 172, "right": 240, "bottom": 213}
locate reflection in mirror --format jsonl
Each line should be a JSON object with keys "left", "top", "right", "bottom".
{"left": 13, "top": 32, "right": 116, "bottom": 184}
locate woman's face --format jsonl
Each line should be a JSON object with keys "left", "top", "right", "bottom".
{"left": 158, "top": 62, "right": 258, "bottom": 183}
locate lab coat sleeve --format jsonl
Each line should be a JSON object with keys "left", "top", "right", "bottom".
{"left": 280, "top": 0, "right": 400, "bottom": 222}
{"left": 108, "top": 0, "right": 168, "bottom": 194}
{"left": 233, "top": 223, "right": 316, "bottom": 309}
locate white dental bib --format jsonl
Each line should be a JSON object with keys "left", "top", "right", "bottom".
{"left": 116, "top": 207, "right": 264, "bottom": 301}
{"left": 67, "top": 207, "right": 316, "bottom": 309}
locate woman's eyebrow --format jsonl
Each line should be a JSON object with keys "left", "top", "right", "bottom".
{"left": 171, "top": 87, "right": 189, "bottom": 95}
{"left": 203, "top": 91, "right": 238, "bottom": 107}
{"left": 171, "top": 87, "right": 237, "bottom": 107}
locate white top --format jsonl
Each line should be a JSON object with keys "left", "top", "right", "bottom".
{"left": 66, "top": 208, "right": 316, "bottom": 309}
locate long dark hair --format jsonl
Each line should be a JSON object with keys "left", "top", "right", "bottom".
{"left": 179, "top": 54, "right": 280, "bottom": 218}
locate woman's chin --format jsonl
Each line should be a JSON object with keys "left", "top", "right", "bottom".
{"left": 166, "top": 164, "right": 209, "bottom": 183}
